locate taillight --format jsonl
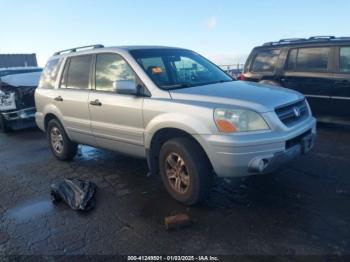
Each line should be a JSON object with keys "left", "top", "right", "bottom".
{"left": 239, "top": 74, "right": 246, "bottom": 81}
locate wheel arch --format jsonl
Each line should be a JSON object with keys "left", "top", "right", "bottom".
{"left": 146, "top": 127, "right": 213, "bottom": 175}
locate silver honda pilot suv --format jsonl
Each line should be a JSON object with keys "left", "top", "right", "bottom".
{"left": 35, "top": 45, "right": 316, "bottom": 205}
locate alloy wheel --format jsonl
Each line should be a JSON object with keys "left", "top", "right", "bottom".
{"left": 50, "top": 126, "right": 64, "bottom": 154}
{"left": 165, "top": 152, "right": 190, "bottom": 194}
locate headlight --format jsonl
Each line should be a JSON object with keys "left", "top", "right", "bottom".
{"left": 0, "top": 90, "right": 17, "bottom": 110}
{"left": 214, "top": 108, "right": 269, "bottom": 133}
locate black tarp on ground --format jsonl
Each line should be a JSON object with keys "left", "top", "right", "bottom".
{"left": 51, "top": 178, "right": 97, "bottom": 211}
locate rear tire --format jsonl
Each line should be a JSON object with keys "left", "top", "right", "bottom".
{"left": 0, "top": 113, "right": 10, "bottom": 133}
{"left": 159, "top": 137, "right": 212, "bottom": 205}
{"left": 47, "top": 119, "right": 77, "bottom": 161}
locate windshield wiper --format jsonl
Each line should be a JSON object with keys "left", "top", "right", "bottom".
{"left": 161, "top": 79, "right": 234, "bottom": 90}
{"left": 161, "top": 83, "right": 198, "bottom": 89}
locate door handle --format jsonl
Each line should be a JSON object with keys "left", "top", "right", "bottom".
{"left": 54, "top": 96, "right": 63, "bottom": 102}
{"left": 90, "top": 99, "right": 102, "bottom": 106}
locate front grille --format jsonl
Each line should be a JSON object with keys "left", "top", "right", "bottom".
{"left": 275, "top": 99, "right": 309, "bottom": 127}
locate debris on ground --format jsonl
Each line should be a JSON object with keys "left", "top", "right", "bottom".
{"left": 50, "top": 178, "right": 97, "bottom": 211}
{"left": 164, "top": 213, "right": 192, "bottom": 230}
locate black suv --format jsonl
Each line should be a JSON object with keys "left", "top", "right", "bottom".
{"left": 241, "top": 36, "right": 350, "bottom": 124}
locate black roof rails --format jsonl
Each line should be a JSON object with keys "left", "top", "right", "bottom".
{"left": 262, "top": 36, "right": 350, "bottom": 46}
{"left": 53, "top": 44, "right": 104, "bottom": 56}
{"left": 263, "top": 38, "right": 307, "bottom": 46}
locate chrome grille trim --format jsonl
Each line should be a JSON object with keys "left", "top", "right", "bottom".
{"left": 275, "top": 99, "right": 309, "bottom": 126}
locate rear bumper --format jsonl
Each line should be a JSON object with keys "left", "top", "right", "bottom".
{"left": 2, "top": 107, "right": 37, "bottom": 129}
{"left": 197, "top": 117, "right": 316, "bottom": 178}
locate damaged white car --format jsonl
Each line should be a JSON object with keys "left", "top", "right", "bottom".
{"left": 0, "top": 68, "right": 42, "bottom": 132}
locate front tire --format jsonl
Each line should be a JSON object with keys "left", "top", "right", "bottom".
{"left": 159, "top": 137, "right": 212, "bottom": 205}
{"left": 47, "top": 119, "right": 77, "bottom": 161}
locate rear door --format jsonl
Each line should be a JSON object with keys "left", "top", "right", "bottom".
{"left": 281, "top": 46, "right": 334, "bottom": 117}
{"left": 56, "top": 55, "right": 95, "bottom": 145}
{"left": 332, "top": 46, "right": 350, "bottom": 121}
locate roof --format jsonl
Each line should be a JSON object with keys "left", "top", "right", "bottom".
{"left": 0, "top": 71, "right": 41, "bottom": 87}
{"left": 0, "top": 54, "right": 38, "bottom": 68}
{"left": 259, "top": 36, "right": 350, "bottom": 48}
{"left": 51, "top": 44, "right": 186, "bottom": 59}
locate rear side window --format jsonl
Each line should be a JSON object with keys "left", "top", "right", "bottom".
{"left": 340, "top": 47, "right": 350, "bottom": 73}
{"left": 65, "top": 55, "right": 92, "bottom": 89}
{"left": 39, "top": 59, "right": 61, "bottom": 89}
{"left": 95, "top": 53, "right": 135, "bottom": 92}
{"left": 251, "top": 49, "right": 280, "bottom": 72}
{"left": 287, "top": 47, "right": 330, "bottom": 71}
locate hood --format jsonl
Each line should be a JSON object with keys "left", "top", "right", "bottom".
{"left": 0, "top": 71, "right": 41, "bottom": 89}
{"left": 169, "top": 81, "right": 304, "bottom": 112}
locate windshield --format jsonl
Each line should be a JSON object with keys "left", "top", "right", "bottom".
{"left": 130, "top": 49, "right": 233, "bottom": 89}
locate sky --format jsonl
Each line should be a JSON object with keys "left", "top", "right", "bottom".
{"left": 1, "top": 0, "right": 349, "bottom": 67}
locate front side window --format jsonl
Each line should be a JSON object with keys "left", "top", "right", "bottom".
{"left": 95, "top": 54, "right": 135, "bottom": 92}
{"left": 66, "top": 55, "right": 92, "bottom": 89}
{"left": 39, "top": 59, "right": 61, "bottom": 89}
{"left": 251, "top": 49, "right": 280, "bottom": 72}
{"left": 340, "top": 47, "right": 350, "bottom": 73}
{"left": 137, "top": 57, "right": 169, "bottom": 86}
{"left": 130, "top": 49, "right": 232, "bottom": 89}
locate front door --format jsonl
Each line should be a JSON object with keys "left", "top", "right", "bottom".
{"left": 88, "top": 53, "right": 145, "bottom": 157}
{"left": 281, "top": 46, "right": 334, "bottom": 117}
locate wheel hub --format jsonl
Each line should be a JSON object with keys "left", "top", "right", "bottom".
{"left": 50, "top": 127, "right": 64, "bottom": 154}
{"left": 165, "top": 152, "right": 190, "bottom": 194}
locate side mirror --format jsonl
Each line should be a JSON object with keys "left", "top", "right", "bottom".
{"left": 115, "top": 80, "right": 138, "bottom": 95}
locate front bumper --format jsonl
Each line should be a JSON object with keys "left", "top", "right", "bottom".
{"left": 197, "top": 117, "right": 316, "bottom": 178}
{"left": 1, "top": 107, "right": 37, "bottom": 129}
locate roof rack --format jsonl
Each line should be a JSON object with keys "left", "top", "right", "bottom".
{"left": 262, "top": 36, "right": 350, "bottom": 46}
{"left": 53, "top": 44, "right": 104, "bottom": 56}
{"left": 309, "top": 36, "right": 335, "bottom": 40}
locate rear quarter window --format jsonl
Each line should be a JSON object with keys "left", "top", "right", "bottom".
{"left": 251, "top": 49, "right": 280, "bottom": 73}
{"left": 39, "top": 59, "right": 62, "bottom": 89}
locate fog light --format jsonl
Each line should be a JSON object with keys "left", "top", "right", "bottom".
{"left": 248, "top": 157, "right": 269, "bottom": 173}
{"left": 258, "top": 159, "right": 265, "bottom": 172}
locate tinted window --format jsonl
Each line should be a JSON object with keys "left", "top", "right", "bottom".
{"left": 39, "top": 59, "right": 61, "bottom": 89}
{"left": 251, "top": 49, "right": 280, "bottom": 72}
{"left": 288, "top": 47, "right": 330, "bottom": 71}
{"left": 66, "top": 55, "right": 92, "bottom": 89}
{"left": 131, "top": 49, "right": 232, "bottom": 89}
{"left": 95, "top": 54, "right": 135, "bottom": 92}
{"left": 340, "top": 47, "right": 350, "bottom": 73}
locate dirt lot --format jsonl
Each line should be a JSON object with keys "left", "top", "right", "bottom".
{"left": 0, "top": 124, "right": 349, "bottom": 257}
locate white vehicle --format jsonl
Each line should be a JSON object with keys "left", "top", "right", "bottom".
{"left": 0, "top": 68, "right": 42, "bottom": 132}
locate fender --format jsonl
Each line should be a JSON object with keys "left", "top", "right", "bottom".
{"left": 144, "top": 112, "right": 214, "bottom": 150}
